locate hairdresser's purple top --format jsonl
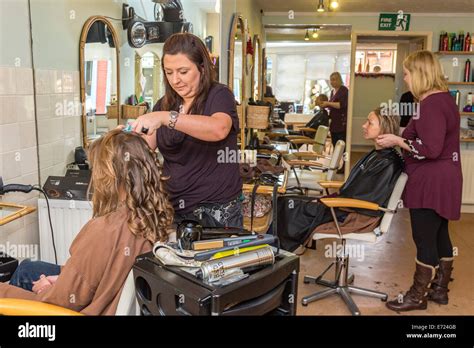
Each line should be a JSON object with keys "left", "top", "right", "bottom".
{"left": 402, "top": 92, "right": 462, "bottom": 220}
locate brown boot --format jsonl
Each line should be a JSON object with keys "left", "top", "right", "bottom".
{"left": 428, "top": 257, "right": 454, "bottom": 305}
{"left": 386, "top": 259, "right": 435, "bottom": 312}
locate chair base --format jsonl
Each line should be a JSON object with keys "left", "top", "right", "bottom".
{"left": 301, "top": 254, "right": 388, "bottom": 316}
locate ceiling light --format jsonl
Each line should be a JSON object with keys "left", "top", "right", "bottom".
{"left": 312, "top": 29, "right": 319, "bottom": 38}
{"left": 317, "top": 0, "right": 325, "bottom": 12}
{"left": 330, "top": 0, "right": 339, "bottom": 9}
{"left": 304, "top": 30, "right": 309, "bottom": 41}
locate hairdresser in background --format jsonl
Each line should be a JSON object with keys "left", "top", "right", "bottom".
{"left": 321, "top": 71, "right": 349, "bottom": 147}
{"left": 131, "top": 33, "right": 242, "bottom": 228}
{"left": 376, "top": 50, "right": 462, "bottom": 312}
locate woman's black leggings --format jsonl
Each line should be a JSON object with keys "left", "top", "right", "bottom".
{"left": 409, "top": 208, "right": 453, "bottom": 266}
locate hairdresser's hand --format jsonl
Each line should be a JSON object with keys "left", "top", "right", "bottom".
{"left": 376, "top": 134, "right": 403, "bottom": 148}
{"left": 130, "top": 112, "right": 168, "bottom": 136}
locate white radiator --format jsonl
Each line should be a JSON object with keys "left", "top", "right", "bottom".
{"left": 38, "top": 198, "right": 92, "bottom": 264}
{"left": 461, "top": 151, "right": 474, "bottom": 205}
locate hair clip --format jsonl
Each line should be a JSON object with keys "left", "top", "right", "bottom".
{"left": 123, "top": 124, "right": 132, "bottom": 132}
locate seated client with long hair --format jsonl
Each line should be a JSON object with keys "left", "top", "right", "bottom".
{"left": 0, "top": 129, "right": 174, "bottom": 315}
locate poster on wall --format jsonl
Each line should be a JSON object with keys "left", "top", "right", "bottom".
{"left": 378, "top": 12, "right": 411, "bottom": 31}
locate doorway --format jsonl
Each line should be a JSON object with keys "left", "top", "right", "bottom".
{"left": 346, "top": 31, "right": 432, "bottom": 173}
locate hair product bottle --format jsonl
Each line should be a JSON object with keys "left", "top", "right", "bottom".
{"left": 464, "top": 59, "right": 471, "bottom": 82}
{"left": 442, "top": 32, "right": 449, "bottom": 51}
{"left": 458, "top": 31, "right": 464, "bottom": 51}
{"left": 464, "top": 32, "right": 471, "bottom": 52}
{"left": 439, "top": 31, "right": 445, "bottom": 51}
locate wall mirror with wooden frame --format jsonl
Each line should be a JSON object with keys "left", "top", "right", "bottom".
{"left": 134, "top": 52, "right": 160, "bottom": 108}
{"left": 251, "top": 35, "right": 262, "bottom": 101}
{"left": 228, "top": 14, "right": 246, "bottom": 150}
{"left": 79, "top": 16, "right": 120, "bottom": 147}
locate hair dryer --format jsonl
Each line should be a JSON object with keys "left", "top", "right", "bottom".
{"left": 0, "top": 176, "right": 34, "bottom": 195}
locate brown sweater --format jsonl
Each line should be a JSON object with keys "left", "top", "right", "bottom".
{"left": 0, "top": 206, "right": 152, "bottom": 315}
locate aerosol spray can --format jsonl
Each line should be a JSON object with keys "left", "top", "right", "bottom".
{"left": 464, "top": 59, "right": 472, "bottom": 82}
{"left": 196, "top": 246, "right": 275, "bottom": 282}
{"left": 455, "top": 90, "right": 461, "bottom": 107}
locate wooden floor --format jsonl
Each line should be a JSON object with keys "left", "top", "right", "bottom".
{"left": 296, "top": 209, "right": 474, "bottom": 315}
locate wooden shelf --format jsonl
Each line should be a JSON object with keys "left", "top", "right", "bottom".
{"left": 447, "top": 82, "right": 474, "bottom": 86}
{"left": 435, "top": 51, "right": 474, "bottom": 55}
{"left": 461, "top": 138, "right": 474, "bottom": 142}
{"left": 460, "top": 112, "right": 474, "bottom": 116}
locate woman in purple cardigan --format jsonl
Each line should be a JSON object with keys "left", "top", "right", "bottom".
{"left": 377, "top": 50, "right": 462, "bottom": 312}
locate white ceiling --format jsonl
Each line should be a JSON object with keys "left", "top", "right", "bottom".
{"left": 265, "top": 24, "right": 351, "bottom": 41}
{"left": 255, "top": 0, "right": 474, "bottom": 13}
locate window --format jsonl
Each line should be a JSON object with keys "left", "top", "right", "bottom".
{"left": 356, "top": 49, "right": 397, "bottom": 73}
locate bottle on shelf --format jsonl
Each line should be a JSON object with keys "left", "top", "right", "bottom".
{"left": 464, "top": 32, "right": 470, "bottom": 52}
{"left": 457, "top": 31, "right": 464, "bottom": 51}
{"left": 442, "top": 32, "right": 449, "bottom": 51}
{"left": 439, "top": 31, "right": 446, "bottom": 51}
{"left": 357, "top": 59, "right": 362, "bottom": 73}
{"left": 464, "top": 58, "right": 471, "bottom": 82}
{"left": 365, "top": 60, "right": 370, "bottom": 73}
{"left": 464, "top": 92, "right": 473, "bottom": 112}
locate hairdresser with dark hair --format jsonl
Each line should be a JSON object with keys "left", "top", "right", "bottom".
{"left": 131, "top": 33, "right": 242, "bottom": 228}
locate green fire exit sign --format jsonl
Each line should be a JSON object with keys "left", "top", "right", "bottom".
{"left": 378, "top": 13, "right": 411, "bottom": 31}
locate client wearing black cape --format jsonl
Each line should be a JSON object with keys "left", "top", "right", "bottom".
{"left": 277, "top": 107, "right": 404, "bottom": 252}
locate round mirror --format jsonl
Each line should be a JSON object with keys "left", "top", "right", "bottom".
{"left": 79, "top": 16, "right": 120, "bottom": 146}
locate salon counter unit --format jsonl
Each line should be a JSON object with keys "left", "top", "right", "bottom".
{"left": 133, "top": 249, "right": 299, "bottom": 316}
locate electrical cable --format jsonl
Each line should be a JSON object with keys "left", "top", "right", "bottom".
{"left": 33, "top": 186, "right": 58, "bottom": 265}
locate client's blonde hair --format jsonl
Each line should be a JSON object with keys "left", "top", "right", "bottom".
{"left": 87, "top": 129, "right": 174, "bottom": 243}
{"left": 373, "top": 107, "right": 400, "bottom": 136}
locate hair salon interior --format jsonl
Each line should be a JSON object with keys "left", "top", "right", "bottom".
{"left": 0, "top": 0, "right": 473, "bottom": 321}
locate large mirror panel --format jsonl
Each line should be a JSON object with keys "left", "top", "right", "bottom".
{"left": 251, "top": 35, "right": 262, "bottom": 101}
{"left": 80, "top": 16, "right": 120, "bottom": 146}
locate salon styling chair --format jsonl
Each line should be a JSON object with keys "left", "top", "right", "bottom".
{"left": 301, "top": 173, "right": 408, "bottom": 315}
{"left": 285, "top": 140, "right": 345, "bottom": 195}
{"left": 0, "top": 269, "right": 139, "bottom": 315}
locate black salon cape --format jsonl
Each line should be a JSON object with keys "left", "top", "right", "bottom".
{"left": 306, "top": 109, "right": 329, "bottom": 130}
{"left": 276, "top": 148, "right": 404, "bottom": 251}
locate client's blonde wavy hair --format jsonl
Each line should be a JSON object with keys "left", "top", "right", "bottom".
{"left": 87, "top": 129, "right": 174, "bottom": 243}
